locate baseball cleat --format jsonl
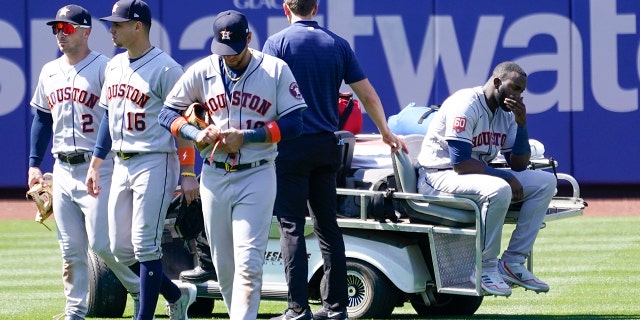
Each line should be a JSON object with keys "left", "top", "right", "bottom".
{"left": 53, "top": 314, "right": 83, "bottom": 320}
{"left": 271, "top": 308, "right": 313, "bottom": 320}
{"left": 166, "top": 283, "right": 197, "bottom": 320}
{"left": 313, "top": 306, "right": 348, "bottom": 320}
{"left": 471, "top": 268, "right": 512, "bottom": 297}
{"left": 498, "top": 260, "right": 550, "bottom": 293}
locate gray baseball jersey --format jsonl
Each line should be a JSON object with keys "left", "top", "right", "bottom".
{"left": 99, "top": 47, "right": 183, "bottom": 153}
{"left": 417, "top": 86, "right": 518, "bottom": 169}
{"left": 164, "top": 48, "right": 306, "bottom": 163}
{"left": 31, "top": 51, "right": 108, "bottom": 155}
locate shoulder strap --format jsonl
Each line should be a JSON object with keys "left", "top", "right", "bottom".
{"left": 338, "top": 95, "right": 354, "bottom": 130}
{"left": 418, "top": 104, "right": 441, "bottom": 124}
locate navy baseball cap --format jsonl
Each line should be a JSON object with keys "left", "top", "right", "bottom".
{"left": 46, "top": 5, "right": 92, "bottom": 27}
{"left": 100, "top": 0, "right": 151, "bottom": 25}
{"left": 210, "top": 10, "right": 249, "bottom": 55}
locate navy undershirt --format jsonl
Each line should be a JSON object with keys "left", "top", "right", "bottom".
{"left": 29, "top": 110, "right": 53, "bottom": 167}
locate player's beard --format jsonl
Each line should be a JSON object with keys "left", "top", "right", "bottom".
{"left": 495, "top": 87, "right": 511, "bottom": 112}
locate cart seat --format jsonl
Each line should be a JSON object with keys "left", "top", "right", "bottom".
{"left": 392, "top": 149, "right": 476, "bottom": 227}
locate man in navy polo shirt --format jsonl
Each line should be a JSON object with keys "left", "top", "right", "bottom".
{"left": 263, "top": 1, "right": 406, "bottom": 319}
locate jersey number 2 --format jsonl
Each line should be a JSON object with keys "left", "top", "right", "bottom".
{"left": 82, "top": 114, "right": 94, "bottom": 132}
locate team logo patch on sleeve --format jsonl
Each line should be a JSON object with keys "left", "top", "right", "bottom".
{"left": 453, "top": 117, "right": 466, "bottom": 132}
{"left": 289, "top": 82, "right": 303, "bottom": 100}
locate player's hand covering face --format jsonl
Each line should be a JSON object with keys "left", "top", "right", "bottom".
{"left": 495, "top": 72, "right": 526, "bottom": 112}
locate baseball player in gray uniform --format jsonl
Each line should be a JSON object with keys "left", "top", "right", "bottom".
{"left": 27, "top": 5, "right": 140, "bottom": 320}
{"left": 85, "top": 1, "right": 196, "bottom": 319}
{"left": 159, "top": 10, "right": 306, "bottom": 320}
{"left": 417, "top": 61, "right": 556, "bottom": 296}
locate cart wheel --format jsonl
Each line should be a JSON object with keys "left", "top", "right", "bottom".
{"left": 87, "top": 249, "right": 127, "bottom": 317}
{"left": 409, "top": 292, "right": 483, "bottom": 316}
{"left": 321, "top": 259, "right": 398, "bottom": 318}
{"left": 188, "top": 297, "right": 215, "bottom": 317}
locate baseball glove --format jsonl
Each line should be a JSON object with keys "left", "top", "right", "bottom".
{"left": 26, "top": 172, "right": 54, "bottom": 230}
{"left": 184, "top": 102, "right": 211, "bottom": 150}
{"left": 174, "top": 197, "right": 204, "bottom": 241}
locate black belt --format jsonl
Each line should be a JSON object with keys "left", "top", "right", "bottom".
{"left": 57, "top": 152, "right": 90, "bottom": 165}
{"left": 205, "top": 159, "right": 269, "bottom": 172}
{"left": 116, "top": 152, "right": 141, "bottom": 160}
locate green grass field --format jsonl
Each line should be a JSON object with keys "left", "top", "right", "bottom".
{"left": 1, "top": 216, "right": 639, "bottom": 319}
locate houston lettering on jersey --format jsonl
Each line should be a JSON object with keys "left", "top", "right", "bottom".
{"left": 106, "top": 84, "right": 151, "bottom": 108}
{"left": 472, "top": 131, "right": 507, "bottom": 148}
{"left": 205, "top": 91, "right": 272, "bottom": 116}
{"left": 46, "top": 87, "right": 99, "bottom": 110}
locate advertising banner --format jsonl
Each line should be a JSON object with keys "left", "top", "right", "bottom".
{"left": 0, "top": 0, "right": 638, "bottom": 187}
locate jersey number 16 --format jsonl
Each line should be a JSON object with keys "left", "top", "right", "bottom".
{"left": 126, "top": 112, "right": 146, "bottom": 131}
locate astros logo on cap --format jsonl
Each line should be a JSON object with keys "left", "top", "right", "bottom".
{"left": 220, "top": 29, "right": 232, "bottom": 40}
{"left": 60, "top": 7, "right": 71, "bottom": 16}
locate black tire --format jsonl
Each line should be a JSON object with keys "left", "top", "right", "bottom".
{"left": 321, "top": 260, "right": 398, "bottom": 319}
{"left": 409, "top": 292, "right": 483, "bottom": 317}
{"left": 188, "top": 297, "right": 215, "bottom": 317}
{"left": 86, "top": 249, "right": 128, "bottom": 317}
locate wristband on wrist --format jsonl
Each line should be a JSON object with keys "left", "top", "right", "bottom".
{"left": 265, "top": 121, "right": 281, "bottom": 143}
{"left": 178, "top": 147, "right": 195, "bottom": 166}
{"left": 242, "top": 127, "right": 267, "bottom": 143}
{"left": 512, "top": 125, "right": 530, "bottom": 155}
{"left": 180, "top": 172, "right": 196, "bottom": 177}
{"left": 170, "top": 117, "right": 188, "bottom": 138}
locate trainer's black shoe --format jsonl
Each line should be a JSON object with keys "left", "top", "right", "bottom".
{"left": 313, "top": 307, "right": 348, "bottom": 320}
{"left": 179, "top": 266, "right": 217, "bottom": 283}
{"left": 270, "top": 308, "right": 312, "bottom": 320}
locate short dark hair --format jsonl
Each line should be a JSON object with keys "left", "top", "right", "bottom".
{"left": 492, "top": 61, "right": 527, "bottom": 79}
{"left": 285, "top": 0, "right": 317, "bottom": 16}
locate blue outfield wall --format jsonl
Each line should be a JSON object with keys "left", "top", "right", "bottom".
{"left": 0, "top": 0, "right": 638, "bottom": 188}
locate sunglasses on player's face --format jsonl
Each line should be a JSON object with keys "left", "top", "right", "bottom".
{"left": 51, "top": 22, "right": 88, "bottom": 36}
